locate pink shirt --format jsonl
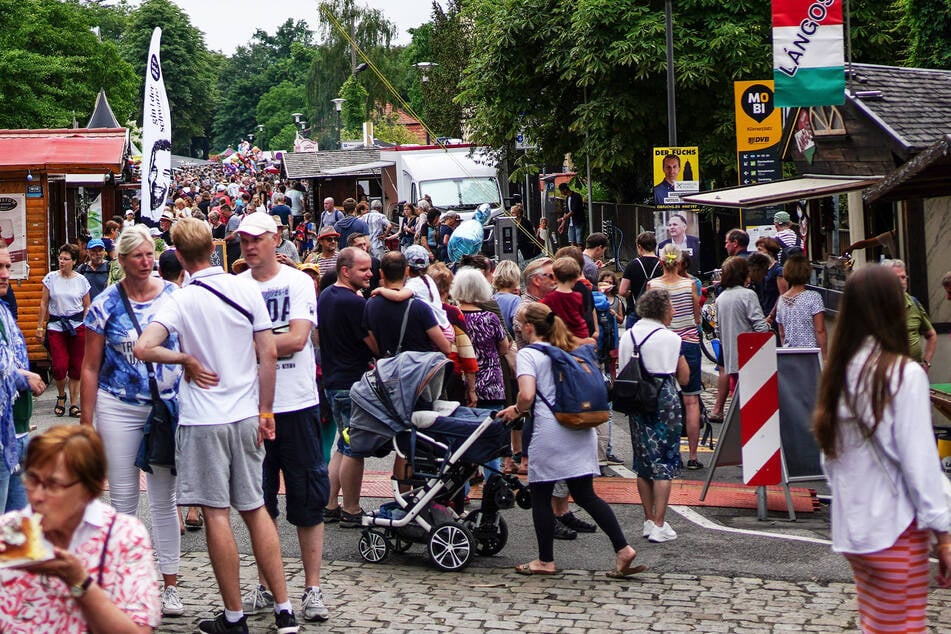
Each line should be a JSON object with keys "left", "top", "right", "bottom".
{"left": 0, "top": 501, "right": 161, "bottom": 631}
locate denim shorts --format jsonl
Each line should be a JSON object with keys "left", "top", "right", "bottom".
{"left": 680, "top": 341, "right": 702, "bottom": 395}
{"left": 326, "top": 388, "right": 354, "bottom": 457}
{"left": 568, "top": 224, "right": 583, "bottom": 244}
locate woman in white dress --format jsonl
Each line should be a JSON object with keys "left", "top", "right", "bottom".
{"left": 500, "top": 302, "right": 642, "bottom": 578}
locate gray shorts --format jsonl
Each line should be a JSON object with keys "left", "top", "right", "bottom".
{"left": 176, "top": 417, "right": 265, "bottom": 511}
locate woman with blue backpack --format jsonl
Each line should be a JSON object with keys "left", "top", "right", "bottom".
{"left": 499, "top": 302, "right": 644, "bottom": 578}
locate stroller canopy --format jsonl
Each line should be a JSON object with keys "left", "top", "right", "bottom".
{"left": 349, "top": 351, "right": 451, "bottom": 456}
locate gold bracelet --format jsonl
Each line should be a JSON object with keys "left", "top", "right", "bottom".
{"left": 258, "top": 413, "right": 275, "bottom": 420}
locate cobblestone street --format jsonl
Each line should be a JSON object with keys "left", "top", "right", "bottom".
{"left": 154, "top": 553, "right": 951, "bottom": 633}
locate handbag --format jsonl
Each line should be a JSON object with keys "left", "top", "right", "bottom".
{"left": 117, "top": 284, "right": 178, "bottom": 475}
{"left": 612, "top": 328, "right": 663, "bottom": 415}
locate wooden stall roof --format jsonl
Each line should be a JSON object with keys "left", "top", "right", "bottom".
{"left": 283, "top": 148, "right": 382, "bottom": 180}
{"left": 0, "top": 128, "right": 128, "bottom": 172}
{"left": 865, "top": 135, "right": 951, "bottom": 203}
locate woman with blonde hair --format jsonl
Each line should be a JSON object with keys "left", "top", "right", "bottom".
{"left": 647, "top": 243, "right": 703, "bottom": 469}
{"left": 500, "top": 302, "right": 642, "bottom": 577}
{"left": 814, "top": 265, "right": 951, "bottom": 631}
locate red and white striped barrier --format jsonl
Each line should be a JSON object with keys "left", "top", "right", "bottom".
{"left": 737, "top": 332, "right": 781, "bottom": 486}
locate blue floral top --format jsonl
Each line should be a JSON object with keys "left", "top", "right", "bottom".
{"left": 84, "top": 282, "right": 182, "bottom": 406}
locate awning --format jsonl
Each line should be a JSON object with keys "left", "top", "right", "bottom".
{"left": 0, "top": 128, "right": 128, "bottom": 173}
{"left": 320, "top": 160, "right": 395, "bottom": 175}
{"left": 680, "top": 175, "right": 882, "bottom": 209}
{"left": 864, "top": 135, "right": 951, "bottom": 203}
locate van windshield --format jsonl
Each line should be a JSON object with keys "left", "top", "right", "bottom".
{"left": 420, "top": 178, "right": 500, "bottom": 210}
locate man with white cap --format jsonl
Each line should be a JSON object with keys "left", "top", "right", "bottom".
{"left": 122, "top": 209, "right": 136, "bottom": 230}
{"left": 235, "top": 213, "right": 330, "bottom": 624}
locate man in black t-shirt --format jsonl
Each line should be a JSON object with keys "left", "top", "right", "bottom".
{"left": 619, "top": 231, "right": 662, "bottom": 328}
{"left": 363, "top": 252, "right": 450, "bottom": 357}
{"left": 317, "top": 248, "right": 379, "bottom": 528}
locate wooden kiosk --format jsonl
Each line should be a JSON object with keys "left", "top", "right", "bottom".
{"left": 0, "top": 127, "right": 130, "bottom": 365}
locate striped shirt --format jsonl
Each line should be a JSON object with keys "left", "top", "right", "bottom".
{"left": 647, "top": 276, "right": 698, "bottom": 343}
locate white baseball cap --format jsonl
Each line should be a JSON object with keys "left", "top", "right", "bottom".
{"left": 236, "top": 212, "right": 277, "bottom": 236}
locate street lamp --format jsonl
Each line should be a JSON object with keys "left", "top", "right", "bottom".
{"left": 331, "top": 98, "right": 346, "bottom": 150}
{"left": 291, "top": 112, "right": 306, "bottom": 131}
{"left": 413, "top": 62, "right": 438, "bottom": 145}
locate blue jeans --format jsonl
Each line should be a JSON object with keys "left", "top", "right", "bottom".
{"left": 5, "top": 436, "right": 28, "bottom": 512}
{"left": 326, "top": 388, "right": 354, "bottom": 457}
{"left": 568, "top": 224, "right": 584, "bottom": 244}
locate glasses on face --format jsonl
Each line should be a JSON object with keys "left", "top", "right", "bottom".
{"left": 322, "top": 237, "right": 338, "bottom": 242}
{"left": 24, "top": 472, "right": 81, "bottom": 495}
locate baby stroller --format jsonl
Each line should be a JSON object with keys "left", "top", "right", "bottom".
{"left": 348, "top": 351, "right": 530, "bottom": 571}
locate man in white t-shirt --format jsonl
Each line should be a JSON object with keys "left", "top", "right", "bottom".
{"left": 235, "top": 213, "right": 330, "bottom": 623}
{"left": 134, "top": 218, "right": 299, "bottom": 634}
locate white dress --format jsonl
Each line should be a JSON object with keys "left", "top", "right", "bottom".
{"left": 519, "top": 343, "right": 599, "bottom": 483}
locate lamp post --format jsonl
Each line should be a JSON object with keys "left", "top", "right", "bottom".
{"left": 665, "top": 0, "right": 677, "bottom": 146}
{"left": 414, "top": 62, "right": 438, "bottom": 145}
{"left": 291, "top": 112, "right": 306, "bottom": 131}
{"left": 331, "top": 98, "right": 346, "bottom": 150}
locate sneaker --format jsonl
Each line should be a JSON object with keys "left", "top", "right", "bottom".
{"left": 642, "top": 519, "right": 656, "bottom": 538}
{"left": 301, "top": 586, "right": 329, "bottom": 622}
{"left": 557, "top": 511, "right": 597, "bottom": 533}
{"left": 161, "top": 585, "right": 184, "bottom": 617}
{"left": 197, "top": 613, "right": 249, "bottom": 634}
{"left": 605, "top": 453, "right": 625, "bottom": 465}
{"left": 324, "top": 506, "right": 341, "bottom": 523}
{"left": 275, "top": 609, "right": 300, "bottom": 634}
{"left": 552, "top": 519, "right": 577, "bottom": 540}
{"left": 339, "top": 509, "right": 365, "bottom": 529}
{"left": 686, "top": 458, "right": 704, "bottom": 470}
{"left": 648, "top": 522, "right": 677, "bottom": 543}
{"left": 240, "top": 584, "right": 273, "bottom": 615}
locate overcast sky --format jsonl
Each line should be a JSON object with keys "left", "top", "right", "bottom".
{"left": 171, "top": 0, "right": 438, "bottom": 54}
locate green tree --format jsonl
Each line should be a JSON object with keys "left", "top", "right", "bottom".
{"left": 0, "top": 0, "right": 138, "bottom": 129}
{"left": 268, "top": 123, "right": 299, "bottom": 152}
{"left": 900, "top": 0, "right": 951, "bottom": 67}
{"left": 255, "top": 80, "right": 308, "bottom": 151}
{"left": 307, "top": 0, "right": 399, "bottom": 147}
{"left": 339, "top": 75, "right": 369, "bottom": 139}
{"left": 211, "top": 19, "right": 314, "bottom": 151}
{"left": 460, "top": 0, "right": 908, "bottom": 200}
{"left": 120, "top": 0, "right": 215, "bottom": 155}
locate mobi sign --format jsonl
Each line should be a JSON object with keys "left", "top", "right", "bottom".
{"left": 734, "top": 81, "right": 782, "bottom": 152}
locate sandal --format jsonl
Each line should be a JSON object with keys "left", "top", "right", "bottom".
{"left": 184, "top": 509, "right": 204, "bottom": 531}
{"left": 69, "top": 405, "right": 81, "bottom": 418}
{"left": 515, "top": 562, "right": 556, "bottom": 576}
{"left": 54, "top": 394, "right": 66, "bottom": 417}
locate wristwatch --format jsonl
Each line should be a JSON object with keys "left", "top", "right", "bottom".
{"left": 69, "top": 576, "right": 94, "bottom": 599}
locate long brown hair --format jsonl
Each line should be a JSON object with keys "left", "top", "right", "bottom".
{"left": 520, "top": 302, "right": 579, "bottom": 352}
{"left": 813, "top": 265, "right": 909, "bottom": 457}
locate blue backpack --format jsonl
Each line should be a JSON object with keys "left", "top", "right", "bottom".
{"left": 528, "top": 343, "right": 610, "bottom": 429}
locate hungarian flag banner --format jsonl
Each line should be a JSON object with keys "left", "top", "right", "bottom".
{"left": 772, "top": 0, "right": 845, "bottom": 107}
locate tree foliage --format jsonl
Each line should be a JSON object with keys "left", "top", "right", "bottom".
{"left": 120, "top": 0, "right": 215, "bottom": 155}
{"left": 256, "top": 80, "right": 308, "bottom": 151}
{"left": 211, "top": 19, "right": 314, "bottom": 151}
{"left": 900, "top": 0, "right": 951, "bottom": 68}
{"left": 307, "top": 0, "right": 399, "bottom": 147}
{"left": 460, "top": 0, "right": 910, "bottom": 200}
{"left": 339, "top": 75, "right": 369, "bottom": 139}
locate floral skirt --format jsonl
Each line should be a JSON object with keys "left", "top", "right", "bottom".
{"left": 628, "top": 375, "right": 683, "bottom": 480}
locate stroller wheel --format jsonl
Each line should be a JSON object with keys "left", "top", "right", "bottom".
{"left": 428, "top": 522, "right": 474, "bottom": 571}
{"left": 358, "top": 529, "right": 391, "bottom": 564}
{"left": 467, "top": 514, "right": 509, "bottom": 557}
{"left": 515, "top": 488, "right": 533, "bottom": 510}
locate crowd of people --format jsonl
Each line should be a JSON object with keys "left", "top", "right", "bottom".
{"left": 1, "top": 166, "right": 951, "bottom": 632}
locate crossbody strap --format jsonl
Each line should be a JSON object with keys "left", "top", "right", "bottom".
{"left": 191, "top": 279, "right": 254, "bottom": 323}
{"left": 96, "top": 513, "right": 117, "bottom": 587}
{"left": 394, "top": 298, "right": 415, "bottom": 356}
{"left": 116, "top": 284, "right": 162, "bottom": 404}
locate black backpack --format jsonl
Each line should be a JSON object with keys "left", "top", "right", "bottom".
{"left": 612, "top": 328, "right": 663, "bottom": 415}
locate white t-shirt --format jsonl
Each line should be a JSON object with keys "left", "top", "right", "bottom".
{"left": 152, "top": 267, "right": 272, "bottom": 426}
{"left": 42, "top": 272, "right": 91, "bottom": 331}
{"left": 285, "top": 189, "right": 304, "bottom": 214}
{"left": 240, "top": 266, "right": 319, "bottom": 413}
{"left": 405, "top": 274, "right": 449, "bottom": 328}
{"left": 618, "top": 318, "right": 682, "bottom": 375}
